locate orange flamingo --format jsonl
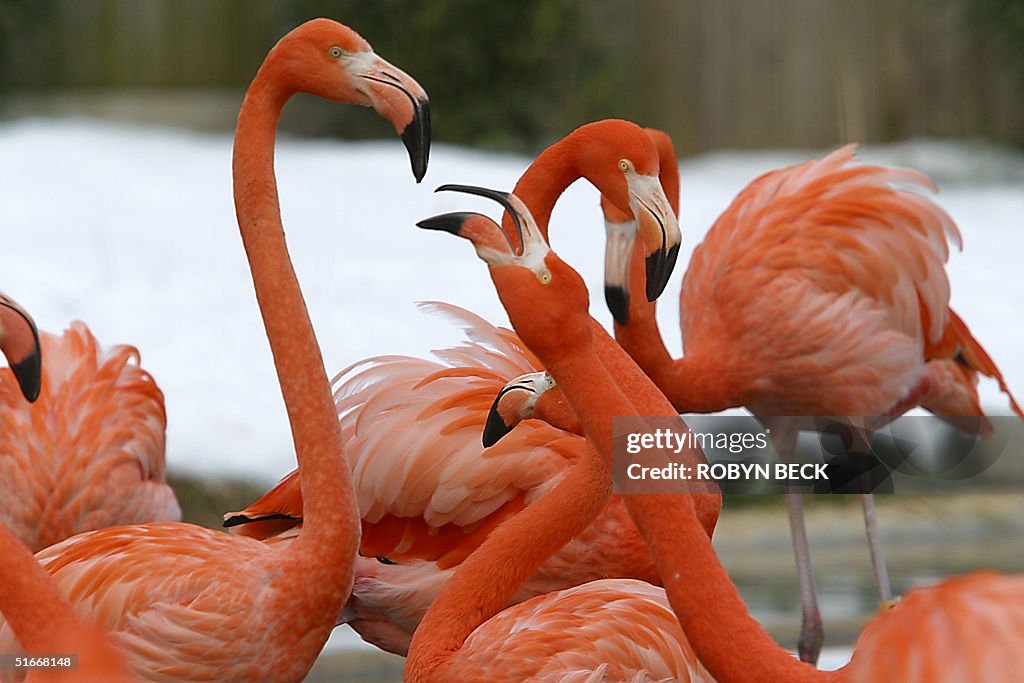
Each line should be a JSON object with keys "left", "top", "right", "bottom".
{"left": 0, "top": 18, "right": 429, "bottom": 681}
{"left": 406, "top": 187, "right": 713, "bottom": 681}
{"left": 0, "top": 322, "right": 180, "bottom": 552}
{"left": 0, "top": 294, "right": 41, "bottom": 403}
{"left": 414, "top": 186, "right": 1024, "bottom": 683}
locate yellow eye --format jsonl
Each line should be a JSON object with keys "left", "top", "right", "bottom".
{"left": 329, "top": 46, "right": 343, "bottom": 58}
{"left": 538, "top": 270, "right": 552, "bottom": 285}
{"left": 618, "top": 159, "right": 630, "bottom": 173}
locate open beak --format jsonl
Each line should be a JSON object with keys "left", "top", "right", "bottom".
{"left": 626, "top": 173, "right": 680, "bottom": 301}
{"left": 358, "top": 55, "right": 431, "bottom": 182}
{"left": 603, "top": 218, "right": 636, "bottom": 325}
{"left": 0, "top": 294, "right": 42, "bottom": 402}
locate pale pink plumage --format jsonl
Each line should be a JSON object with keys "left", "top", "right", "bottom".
{"left": 0, "top": 322, "right": 180, "bottom": 552}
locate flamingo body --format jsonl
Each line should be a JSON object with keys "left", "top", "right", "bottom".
{"left": 847, "top": 572, "right": 1024, "bottom": 683}
{"left": 620, "top": 143, "right": 1020, "bottom": 422}
{"left": 0, "top": 323, "right": 179, "bottom": 552}
{"left": 448, "top": 579, "right": 713, "bottom": 683}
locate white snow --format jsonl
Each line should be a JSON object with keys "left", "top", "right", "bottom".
{"left": 2, "top": 118, "right": 1022, "bottom": 483}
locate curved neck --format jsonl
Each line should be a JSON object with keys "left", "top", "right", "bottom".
{"left": 405, "top": 348, "right": 611, "bottom": 681}
{"left": 232, "top": 66, "right": 358, "bottom": 595}
{"left": 507, "top": 136, "right": 583, "bottom": 245}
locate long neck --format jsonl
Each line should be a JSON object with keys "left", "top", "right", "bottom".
{"left": 405, "top": 346, "right": 611, "bottom": 682}
{"left": 542, "top": 330, "right": 837, "bottom": 682}
{"left": 232, "top": 68, "right": 358, "bottom": 612}
{"left": 613, "top": 243, "right": 742, "bottom": 413}
{"left": 587, "top": 318, "right": 721, "bottom": 537}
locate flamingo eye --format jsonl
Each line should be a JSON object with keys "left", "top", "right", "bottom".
{"left": 618, "top": 159, "right": 631, "bottom": 173}
{"left": 329, "top": 46, "right": 343, "bottom": 58}
{"left": 538, "top": 270, "right": 552, "bottom": 285}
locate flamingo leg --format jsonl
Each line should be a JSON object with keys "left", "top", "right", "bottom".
{"left": 784, "top": 490, "right": 824, "bottom": 665}
{"left": 860, "top": 493, "right": 892, "bottom": 604}
{"left": 763, "top": 417, "right": 823, "bottom": 666}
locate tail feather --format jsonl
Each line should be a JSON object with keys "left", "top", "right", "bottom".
{"left": 944, "top": 309, "right": 1023, "bottom": 418}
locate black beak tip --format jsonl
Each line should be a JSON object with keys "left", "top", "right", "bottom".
{"left": 482, "top": 407, "right": 514, "bottom": 448}
{"left": 417, "top": 212, "right": 473, "bottom": 235}
{"left": 11, "top": 349, "right": 41, "bottom": 402}
{"left": 604, "top": 285, "right": 631, "bottom": 326}
{"left": 644, "top": 243, "right": 679, "bottom": 302}
{"left": 400, "top": 98, "right": 431, "bottom": 183}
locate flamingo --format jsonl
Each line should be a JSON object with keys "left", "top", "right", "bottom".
{"left": 0, "top": 321, "right": 180, "bottom": 552}
{"left": 406, "top": 187, "right": 713, "bottom": 681}
{"left": 0, "top": 18, "right": 429, "bottom": 681}
{"left": 493, "top": 142, "right": 1024, "bottom": 663}
{"left": 415, "top": 186, "right": 1024, "bottom": 683}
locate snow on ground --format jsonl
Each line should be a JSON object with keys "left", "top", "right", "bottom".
{"left": 2, "top": 118, "right": 1022, "bottom": 483}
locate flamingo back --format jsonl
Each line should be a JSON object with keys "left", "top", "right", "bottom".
{"left": 847, "top": 572, "right": 1024, "bottom": 682}
{"left": 0, "top": 323, "right": 180, "bottom": 552}
{"left": 680, "top": 145, "right": 964, "bottom": 416}
{"left": 0, "top": 524, "right": 313, "bottom": 683}
{"left": 448, "top": 579, "right": 714, "bottom": 682}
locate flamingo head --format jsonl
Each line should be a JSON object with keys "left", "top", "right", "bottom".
{"left": 482, "top": 371, "right": 554, "bottom": 447}
{"left": 563, "top": 120, "right": 680, "bottom": 304}
{"left": 599, "top": 127, "right": 680, "bottom": 324}
{"left": 418, "top": 184, "right": 593, "bottom": 364}
{"left": 266, "top": 18, "right": 430, "bottom": 182}
{"left": 0, "top": 293, "right": 41, "bottom": 402}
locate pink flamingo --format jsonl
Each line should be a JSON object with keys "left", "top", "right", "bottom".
{"left": 0, "top": 18, "right": 429, "bottom": 681}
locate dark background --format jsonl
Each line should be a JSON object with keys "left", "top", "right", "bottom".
{"left": 2, "top": 0, "right": 1022, "bottom": 153}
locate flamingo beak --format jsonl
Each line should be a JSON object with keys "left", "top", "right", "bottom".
{"left": 627, "top": 173, "right": 680, "bottom": 301}
{"left": 416, "top": 212, "right": 474, "bottom": 236}
{"left": 483, "top": 381, "right": 533, "bottom": 447}
{"left": 358, "top": 54, "right": 431, "bottom": 182}
{"left": 603, "top": 218, "right": 636, "bottom": 325}
{"left": 0, "top": 295, "right": 42, "bottom": 402}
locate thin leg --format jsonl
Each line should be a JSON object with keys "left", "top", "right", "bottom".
{"left": 786, "top": 492, "right": 823, "bottom": 665}
{"left": 860, "top": 493, "right": 892, "bottom": 603}
{"left": 763, "top": 417, "right": 823, "bottom": 666}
